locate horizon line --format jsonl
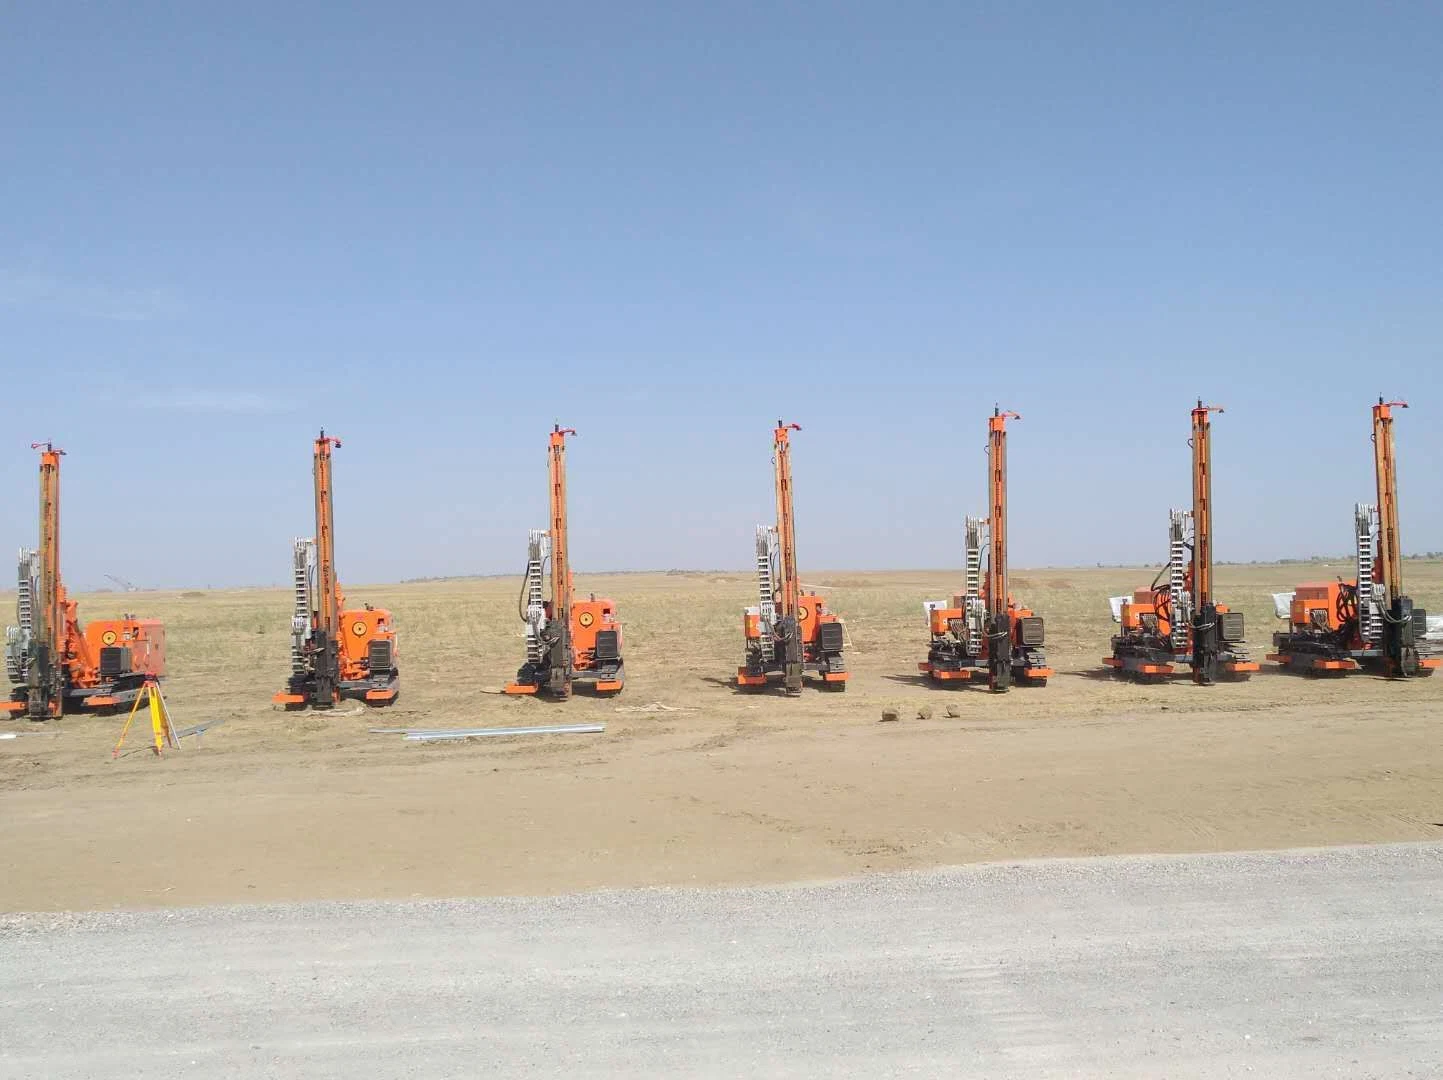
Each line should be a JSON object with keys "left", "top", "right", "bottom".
{"left": 21, "top": 554, "right": 1443, "bottom": 596}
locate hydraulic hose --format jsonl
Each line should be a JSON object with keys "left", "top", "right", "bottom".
{"left": 1335, "top": 582, "right": 1358, "bottom": 626}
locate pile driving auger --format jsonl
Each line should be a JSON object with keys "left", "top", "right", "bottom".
{"left": 3, "top": 443, "right": 165, "bottom": 719}
{"left": 737, "top": 421, "right": 848, "bottom": 694}
{"left": 920, "top": 408, "right": 1051, "bottom": 690}
{"left": 504, "top": 426, "right": 624, "bottom": 698}
{"left": 1269, "top": 398, "right": 1437, "bottom": 677}
{"left": 274, "top": 431, "right": 398, "bottom": 709}
{"left": 1105, "top": 402, "right": 1258, "bottom": 684}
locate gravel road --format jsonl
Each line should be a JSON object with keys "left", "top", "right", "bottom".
{"left": 2, "top": 843, "right": 1440, "bottom": 1078}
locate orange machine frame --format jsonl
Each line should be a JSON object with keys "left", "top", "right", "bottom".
{"left": 4, "top": 443, "right": 165, "bottom": 718}
{"left": 738, "top": 421, "right": 847, "bottom": 693}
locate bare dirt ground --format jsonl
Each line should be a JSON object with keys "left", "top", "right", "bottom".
{"left": 2, "top": 562, "right": 1441, "bottom": 912}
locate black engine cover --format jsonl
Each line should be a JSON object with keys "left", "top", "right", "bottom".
{"left": 1219, "top": 611, "right": 1246, "bottom": 643}
{"left": 367, "top": 638, "right": 394, "bottom": 674}
{"left": 817, "top": 621, "right": 845, "bottom": 654}
{"left": 593, "top": 629, "right": 620, "bottom": 661}
{"left": 99, "top": 646, "right": 132, "bottom": 678}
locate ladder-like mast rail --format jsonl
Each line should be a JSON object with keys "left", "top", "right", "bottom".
{"left": 755, "top": 526, "right": 778, "bottom": 662}
{"left": 289, "top": 539, "right": 315, "bottom": 675}
{"left": 963, "top": 517, "right": 984, "bottom": 655}
{"left": 1354, "top": 502, "right": 1380, "bottom": 646}
{"left": 1168, "top": 509, "right": 1190, "bottom": 652}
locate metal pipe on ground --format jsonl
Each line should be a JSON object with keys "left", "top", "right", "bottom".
{"left": 171, "top": 719, "right": 226, "bottom": 742}
{"left": 370, "top": 723, "right": 605, "bottom": 741}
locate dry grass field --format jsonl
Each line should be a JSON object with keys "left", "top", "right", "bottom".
{"left": 2, "top": 561, "right": 1441, "bottom": 911}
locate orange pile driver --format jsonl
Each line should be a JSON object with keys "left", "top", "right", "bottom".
{"left": 504, "top": 426, "right": 624, "bottom": 698}
{"left": 3, "top": 443, "right": 165, "bottom": 719}
{"left": 737, "top": 421, "right": 847, "bottom": 694}
{"left": 1105, "top": 402, "right": 1258, "bottom": 684}
{"left": 274, "top": 431, "right": 398, "bottom": 709}
{"left": 1268, "top": 399, "right": 1437, "bottom": 677}
{"left": 920, "top": 408, "right": 1051, "bottom": 691}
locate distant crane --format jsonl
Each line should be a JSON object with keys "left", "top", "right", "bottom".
{"left": 105, "top": 575, "right": 139, "bottom": 593}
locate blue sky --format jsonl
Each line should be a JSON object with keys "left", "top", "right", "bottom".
{"left": 4, "top": 1, "right": 1440, "bottom": 588}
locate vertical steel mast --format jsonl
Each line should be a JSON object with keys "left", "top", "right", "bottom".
{"left": 986, "top": 409, "right": 1019, "bottom": 692}
{"left": 774, "top": 422, "right": 801, "bottom": 623}
{"left": 1372, "top": 398, "right": 1420, "bottom": 676}
{"left": 1373, "top": 399, "right": 1406, "bottom": 610}
{"left": 1190, "top": 402, "right": 1224, "bottom": 684}
{"left": 313, "top": 431, "right": 341, "bottom": 638}
{"left": 774, "top": 421, "right": 803, "bottom": 693}
{"left": 29, "top": 442, "right": 64, "bottom": 717}
{"left": 548, "top": 425, "right": 576, "bottom": 695}
{"left": 311, "top": 430, "right": 342, "bottom": 705}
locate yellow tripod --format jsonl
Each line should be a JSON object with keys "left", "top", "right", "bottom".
{"left": 112, "top": 679, "right": 179, "bottom": 758}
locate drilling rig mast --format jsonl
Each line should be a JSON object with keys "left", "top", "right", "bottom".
{"left": 4, "top": 444, "right": 165, "bottom": 718}
{"left": 30, "top": 443, "right": 60, "bottom": 716}
{"left": 1371, "top": 398, "right": 1431, "bottom": 676}
{"left": 504, "top": 426, "right": 624, "bottom": 698}
{"left": 920, "top": 408, "right": 1049, "bottom": 690}
{"left": 1268, "top": 399, "right": 1436, "bottom": 676}
{"left": 738, "top": 422, "right": 847, "bottom": 694}
{"left": 986, "top": 408, "right": 1015, "bottom": 691}
{"left": 1105, "top": 401, "right": 1257, "bottom": 683}
{"left": 274, "top": 431, "right": 398, "bottom": 709}
{"left": 1189, "top": 401, "right": 1222, "bottom": 685}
